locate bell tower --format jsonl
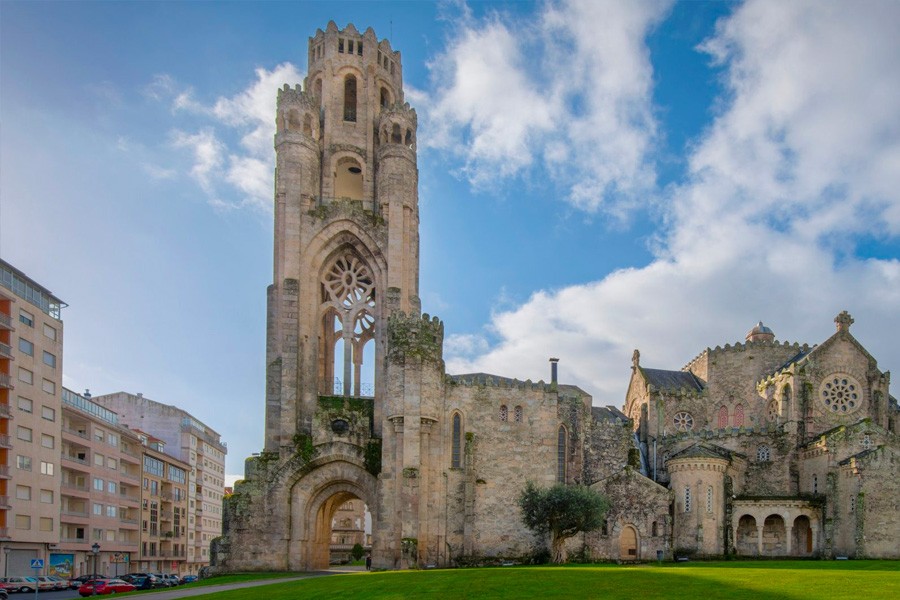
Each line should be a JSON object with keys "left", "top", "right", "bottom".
{"left": 265, "top": 21, "right": 420, "bottom": 451}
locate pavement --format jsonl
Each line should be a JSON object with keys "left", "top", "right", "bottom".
{"left": 129, "top": 571, "right": 343, "bottom": 599}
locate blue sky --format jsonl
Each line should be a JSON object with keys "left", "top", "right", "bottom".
{"left": 3, "top": 1, "right": 899, "bottom": 482}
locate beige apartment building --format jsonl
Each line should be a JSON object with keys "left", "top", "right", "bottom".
{"left": 93, "top": 392, "right": 226, "bottom": 574}
{"left": 130, "top": 430, "right": 189, "bottom": 575}
{"left": 0, "top": 259, "right": 64, "bottom": 576}
{"left": 59, "top": 388, "right": 142, "bottom": 577}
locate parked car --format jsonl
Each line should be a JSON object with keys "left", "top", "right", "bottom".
{"left": 180, "top": 574, "right": 198, "bottom": 584}
{"left": 1, "top": 577, "right": 37, "bottom": 593}
{"left": 150, "top": 573, "right": 172, "bottom": 587}
{"left": 161, "top": 574, "right": 180, "bottom": 586}
{"left": 46, "top": 575, "right": 70, "bottom": 590}
{"left": 35, "top": 576, "right": 61, "bottom": 591}
{"left": 120, "top": 574, "right": 157, "bottom": 590}
{"left": 0, "top": 587, "right": 8, "bottom": 600}
{"left": 77, "top": 579, "right": 136, "bottom": 597}
{"left": 69, "top": 574, "right": 104, "bottom": 589}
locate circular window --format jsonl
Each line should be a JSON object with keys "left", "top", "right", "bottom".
{"left": 673, "top": 412, "right": 694, "bottom": 431}
{"left": 331, "top": 419, "right": 350, "bottom": 435}
{"left": 820, "top": 374, "right": 862, "bottom": 414}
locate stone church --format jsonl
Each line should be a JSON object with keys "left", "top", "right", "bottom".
{"left": 214, "top": 22, "right": 899, "bottom": 570}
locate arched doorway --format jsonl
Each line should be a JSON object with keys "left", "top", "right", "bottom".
{"left": 329, "top": 498, "right": 372, "bottom": 565}
{"left": 735, "top": 515, "right": 757, "bottom": 556}
{"left": 792, "top": 515, "right": 813, "bottom": 556}
{"left": 619, "top": 525, "right": 639, "bottom": 560}
{"left": 289, "top": 461, "right": 378, "bottom": 571}
{"left": 762, "top": 514, "right": 786, "bottom": 555}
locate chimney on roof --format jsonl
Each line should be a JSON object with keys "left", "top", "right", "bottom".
{"left": 549, "top": 357, "right": 559, "bottom": 385}
{"left": 83, "top": 389, "right": 91, "bottom": 399}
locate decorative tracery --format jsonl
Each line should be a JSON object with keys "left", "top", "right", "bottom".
{"left": 820, "top": 374, "right": 861, "bottom": 414}
{"left": 321, "top": 251, "right": 377, "bottom": 397}
{"left": 673, "top": 412, "right": 694, "bottom": 432}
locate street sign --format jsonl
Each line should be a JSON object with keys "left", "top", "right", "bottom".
{"left": 30, "top": 559, "right": 44, "bottom": 569}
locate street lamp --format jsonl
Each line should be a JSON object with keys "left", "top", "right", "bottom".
{"left": 90, "top": 543, "right": 101, "bottom": 596}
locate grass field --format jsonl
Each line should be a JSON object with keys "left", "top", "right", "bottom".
{"left": 188, "top": 561, "right": 900, "bottom": 600}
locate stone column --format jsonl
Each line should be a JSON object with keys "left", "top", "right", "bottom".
{"left": 786, "top": 524, "right": 793, "bottom": 556}
{"left": 756, "top": 525, "right": 764, "bottom": 555}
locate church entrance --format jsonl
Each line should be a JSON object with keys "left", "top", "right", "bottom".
{"left": 619, "top": 525, "right": 639, "bottom": 560}
{"left": 289, "top": 461, "right": 377, "bottom": 571}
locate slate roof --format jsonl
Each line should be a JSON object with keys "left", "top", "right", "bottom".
{"left": 771, "top": 348, "right": 814, "bottom": 376}
{"left": 640, "top": 368, "right": 705, "bottom": 393}
{"left": 449, "top": 372, "right": 522, "bottom": 386}
{"left": 838, "top": 447, "right": 881, "bottom": 466}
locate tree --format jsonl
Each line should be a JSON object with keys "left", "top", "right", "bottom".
{"left": 518, "top": 482, "right": 609, "bottom": 564}
{"left": 351, "top": 543, "right": 365, "bottom": 562}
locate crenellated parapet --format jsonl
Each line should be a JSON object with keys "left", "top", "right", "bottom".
{"left": 377, "top": 104, "right": 417, "bottom": 150}
{"left": 447, "top": 374, "right": 550, "bottom": 392}
{"left": 387, "top": 312, "right": 444, "bottom": 364}
{"left": 662, "top": 422, "right": 785, "bottom": 442}
{"left": 683, "top": 339, "right": 811, "bottom": 372}
{"left": 276, "top": 83, "right": 321, "bottom": 140}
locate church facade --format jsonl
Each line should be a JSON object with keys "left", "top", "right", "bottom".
{"left": 214, "top": 23, "right": 899, "bottom": 571}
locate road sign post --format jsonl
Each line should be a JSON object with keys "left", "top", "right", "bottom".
{"left": 30, "top": 558, "right": 43, "bottom": 600}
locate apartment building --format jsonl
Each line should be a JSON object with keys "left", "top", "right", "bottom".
{"left": 0, "top": 260, "right": 64, "bottom": 576}
{"left": 92, "top": 392, "right": 225, "bottom": 574}
{"left": 130, "top": 430, "right": 189, "bottom": 574}
{"left": 59, "top": 388, "right": 143, "bottom": 578}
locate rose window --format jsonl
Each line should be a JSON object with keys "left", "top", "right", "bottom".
{"left": 323, "top": 254, "right": 374, "bottom": 308}
{"left": 820, "top": 374, "right": 861, "bottom": 414}
{"left": 673, "top": 412, "right": 694, "bottom": 431}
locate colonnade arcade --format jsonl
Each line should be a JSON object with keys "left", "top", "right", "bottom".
{"left": 732, "top": 500, "right": 820, "bottom": 556}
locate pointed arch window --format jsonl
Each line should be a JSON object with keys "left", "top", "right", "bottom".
{"left": 451, "top": 413, "right": 463, "bottom": 468}
{"left": 514, "top": 405, "right": 523, "bottom": 423}
{"left": 733, "top": 404, "right": 744, "bottom": 427}
{"left": 343, "top": 75, "right": 357, "bottom": 122}
{"left": 499, "top": 405, "right": 508, "bottom": 422}
{"left": 557, "top": 425, "right": 568, "bottom": 483}
{"left": 717, "top": 405, "right": 728, "bottom": 429}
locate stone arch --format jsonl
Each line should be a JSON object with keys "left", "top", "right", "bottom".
{"left": 343, "top": 74, "right": 358, "bottom": 121}
{"left": 289, "top": 458, "right": 378, "bottom": 571}
{"left": 333, "top": 155, "right": 365, "bottom": 200}
{"left": 619, "top": 524, "right": 639, "bottom": 560}
{"left": 762, "top": 514, "right": 786, "bottom": 555}
{"left": 287, "top": 108, "right": 303, "bottom": 132}
{"left": 792, "top": 515, "right": 813, "bottom": 556}
{"left": 735, "top": 514, "right": 757, "bottom": 555}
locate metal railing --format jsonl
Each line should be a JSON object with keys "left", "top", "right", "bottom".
{"left": 0, "top": 404, "right": 10, "bottom": 418}
{"left": 330, "top": 378, "right": 375, "bottom": 398}
{"left": 0, "top": 374, "right": 12, "bottom": 389}
{"left": 0, "top": 342, "right": 12, "bottom": 358}
{"left": 0, "top": 312, "right": 12, "bottom": 328}
{"left": 0, "top": 434, "right": 11, "bottom": 447}
{"left": 61, "top": 427, "right": 90, "bottom": 439}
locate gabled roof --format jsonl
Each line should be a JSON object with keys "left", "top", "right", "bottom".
{"left": 772, "top": 348, "right": 815, "bottom": 376}
{"left": 838, "top": 447, "right": 882, "bottom": 466}
{"left": 639, "top": 368, "right": 705, "bottom": 393}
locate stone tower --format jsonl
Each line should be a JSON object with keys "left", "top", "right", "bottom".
{"left": 217, "top": 21, "right": 421, "bottom": 571}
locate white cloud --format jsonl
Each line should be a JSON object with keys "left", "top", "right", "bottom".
{"left": 446, "top": 0, "right": 900, "bottom": 404}
{"left": 163, "top": 63, "right": 304, "bottom": 212}
{"left": 422, "top": 0, "right": 671, "bottom": 216}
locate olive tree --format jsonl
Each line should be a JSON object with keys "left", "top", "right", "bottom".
{"left": 518, "top": 482, "right": 609, "bottom": 563}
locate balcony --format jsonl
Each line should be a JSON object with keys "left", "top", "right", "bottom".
{"left": 60, "top": 510, "right": 90, "bottom": 523}
{"left": 61, "top": 482, "right": 91, "bottom": 497}
{"left": 0, "top": 527, "right": 9, "bottom": 541}
{"left": 62, "top": 454, "right": 89, "bottom": 466}
{"left": 61, "top": 427, "right": 89, "bottom": 440}
{"left": 0, "top": 374, "right": 12, "bottom": 389}
{"left": 0, "top": 312, "right": 12, "bottom": 330}
{"left": 0, "top": 465, "right": 10, "bottom": 479}
{"left": 119, "top": 470, "right": 140, "bottom": 482}
{"left": 0, "top": 342, "right": 12, "bottom": 360}
{"left": 0, "top": 403, "right": 11, "bottom": 418}
{"left": 0, "top": 496, "right": 11, "bottom": 509}
{"left": 0, "top": 434, "right": 11, "bottom": 449}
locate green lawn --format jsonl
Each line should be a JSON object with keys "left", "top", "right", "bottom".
{"left": 187, "top": 561, "right": 900, "bottom": 600}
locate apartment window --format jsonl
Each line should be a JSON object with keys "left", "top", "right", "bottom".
{"left": 40, "top": 489, "right": 53, "bottom": 503}
{"left": 18, "top": 367, "right": 33, "bottom": 384}
{"left": 95, "top": 428, "right": 105, "bottom": 442}
{"left": 42, "top": 324, "right": 56, "bottom": 341}
{"left": 39, "top": 517, "right": 53, "bottom": 532}
{"left": 42, "top": 378, "right": 55, "bottom": 395}
{"left": 107, "top": 433, "right": 118, "bottom": 446}
{"left": 107, "top": 457, "right": 117, "bottom": 470}
{"left": 106, "top": 505, "right": 117, "bottom": 517}
{"left": 17, "top": 426, "right": 33, "bottom": 442}
{"left": 41, "top": 434, "right": 55, "bottom": 449}
{"left": 93, "top": 478, "right": 104, "bottom": 491}
{"left": 18, "top": 338, "right": 34, "bottom": 356}
{"left": 108, "top": 481, "right": 117, "bottom": 494}
{"left": 16, "top": 485, "right": 32, "bottom": 501}
{"left": 40, "top": 461, "right": 54, "bottom": 476}
{"left": 15, "top": 515, "right": 31, "bottom": 530}
{"left": 19, "top": 310, "right": 34, "bottom": 327}
{"left": 16, "top": 455, "right": 32, "bottom": 471}
{"left": 42, "top": 351, "right": 56, "bottom": 368}
{"left": 17, "top": 396, "right": 32, "bottom": 413}
{"left": 93, "top": 504, "right": 103, "bottom": 516}
{"left": 94, "top": 453, "right": 105, "bottom": 466}
{"left": 41, "top": 405, "right": 55, "bottom": 421}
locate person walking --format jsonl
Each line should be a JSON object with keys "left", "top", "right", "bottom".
{"left": 365, "top": 555, "right": 372, "bottom": 571}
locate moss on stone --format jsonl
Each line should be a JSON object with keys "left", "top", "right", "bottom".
{"left": 364, "top": 439, "right": 382, "bottom": 476}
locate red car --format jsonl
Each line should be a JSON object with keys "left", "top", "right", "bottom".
{"left": 77, "top": 579, "right": 136, "bottom": 596}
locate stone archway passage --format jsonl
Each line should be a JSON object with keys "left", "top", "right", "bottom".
{"left": 762, "top": 514, "right": 786, "bottom": 555}
{"left": 619, "top": 525, "right": 639, "bottom": 560}
{"left": 736, "top": 515, "right": 757, "bottom": 556}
